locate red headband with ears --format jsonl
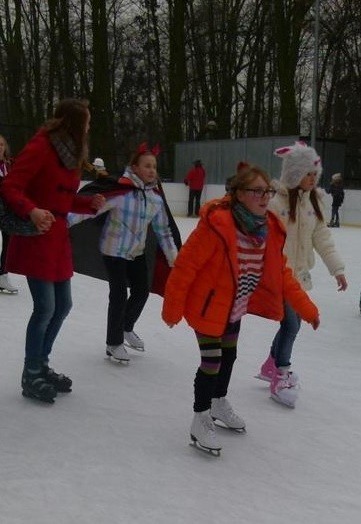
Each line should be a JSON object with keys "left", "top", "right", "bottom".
{"left": 137, "top": 142, "right": 161, "bottom": 157}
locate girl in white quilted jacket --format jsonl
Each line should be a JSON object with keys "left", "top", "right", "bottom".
{"left": 256, "top": 141, "right": 347, "bottom": 407}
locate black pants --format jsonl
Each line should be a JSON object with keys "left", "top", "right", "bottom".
{"left": 103, "top": 255, "right": 149, "bottom": 346}
{"left": 187, "top": 189, "right": 202, "bottom": 217}
{"left": 0, "top": 230, "right": 9, "bottom": 274}
{"left": 331, "top": 205, "right": 340, "bottom": 226}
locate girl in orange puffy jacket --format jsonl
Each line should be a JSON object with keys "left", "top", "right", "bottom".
{"left": 162, "top": 163, "right": 319, "bottom": 454}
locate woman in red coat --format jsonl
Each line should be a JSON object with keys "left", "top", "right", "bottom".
{"left": 1, "top": 99, "right": 104, "bottom": 403}
{"left": 162, "top": 163, "right": 320, "bottom": 454}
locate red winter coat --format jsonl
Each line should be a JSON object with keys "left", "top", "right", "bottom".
{"left": 184, "top": 165, "right": 206, "bottom": 190}
{"left": 0, "top": 130, "right": 95, "bottom": 281}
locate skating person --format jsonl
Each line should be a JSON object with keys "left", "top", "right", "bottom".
{"left": 184, "top": 160, "right": 206, "bottom": 217}
{"left": 69, "top": 143, "right": 178, "bottom": 362}
{"left": 0, "top": 99, "right": 104, "bottom": 403}
{"left": 256, "top": 142, "right": 347, "bottom": 407}
{"left": 0, "top": 134, "right": 18, "bottom": 294}
{"left": 82, "top": 158, "right": 109, "bottom": 180}
{"left": 327, "top": 172, "right": 344, "bottom": 227}
{"left": 162, "top": 163, "right": 320, "bottom": 454}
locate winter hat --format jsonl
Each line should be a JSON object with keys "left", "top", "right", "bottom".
{"left": 275, "top": 141, "right": 322, "bottom": 189}
{"left": 331, "top": 172, "right": 342, "bottom": 181}
{"left": 92, "top": 157, "right": 106, "bottom": 170}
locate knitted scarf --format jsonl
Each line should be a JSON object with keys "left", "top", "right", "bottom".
{"left": 49, "top": 132, "right": 78, "bottom": 169}
{"left": 231, "top": 201, "right": 268, "bottom": 246}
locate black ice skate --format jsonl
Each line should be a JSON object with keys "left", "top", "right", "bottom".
{"left": 22, "top": 367, "right": 57, "bottom": 403}
{"left": 42, "top": 365, "right": 72, "bottom": 392}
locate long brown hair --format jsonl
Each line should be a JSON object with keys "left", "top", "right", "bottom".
{"left": 43, "top": 98, "right": 89, "bottom": 167}
{"left": 288, "top": 187, "right": 324, "bottom": 222}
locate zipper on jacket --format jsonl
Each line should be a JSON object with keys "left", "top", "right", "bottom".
{"left": 206, "top": 210, "right": 237, "bottom": 322}
{"left": 201, "top": 289, "right": 215, "bottom": 317}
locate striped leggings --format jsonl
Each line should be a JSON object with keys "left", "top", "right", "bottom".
{"left": 193, "top": 320, "right": 240, "bottom": 412}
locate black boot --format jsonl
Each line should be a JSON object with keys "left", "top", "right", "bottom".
{"left": 22, "top": 366, "right": 57, "bottom": 403}
{"left": 42, "top": 364, "right": 72, "bottom": 392}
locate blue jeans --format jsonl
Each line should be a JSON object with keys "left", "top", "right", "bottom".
{"left": 25, "top": 278, "right": 72, "bottom": 369}
{"left": 270, "top": 303, "right": 301, "bottom": 368}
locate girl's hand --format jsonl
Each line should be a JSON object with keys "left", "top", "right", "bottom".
{"left": 91, "top": 193, "right": 106, "bottom": 211}
{"left": 311, "top": 316, "right": 320, "bottom": 330}
{"left": 29, "top": 208, "right": 55, "bottom": 233}
{"left": 336, "top": 274, "right": 347, "bottom": 291}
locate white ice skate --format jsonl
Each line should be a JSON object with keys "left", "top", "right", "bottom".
{"left": 0, "top": 274, "right": 18, "bottom": 294}
{"left": 124, "top": 331, "right": 145, "bottom": 351}
{"left": 190, "top": 410, "right": 222, "bottom": 456}
{"left": 211, "top": 397, "right": 246, "bottom": 433}
{"left": 106, "top": 344, "right": 130, "bottom": 363}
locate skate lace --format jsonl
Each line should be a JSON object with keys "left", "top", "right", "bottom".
{"left": 201, "top": 414, "right": 216, "bottom": 434}
{"left": 276, "top": 373, "right": 294, "bottom": 391}
{"left": 222, "top": 401, "right": 239, "bottom": 423}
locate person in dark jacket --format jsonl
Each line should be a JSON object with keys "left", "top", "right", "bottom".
{"left": 327, "top": 173, "right": 344, "bottom": 227}
{"left": 0, "top": 99, "right": 104, "bottom": 403}
{"left": 184, "top": 160, "right": 206, "bottom": 217}
{"left": 0, "top": 134, "right": 18, "bottom": 293}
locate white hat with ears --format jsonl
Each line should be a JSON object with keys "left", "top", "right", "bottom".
{"left": 275, "top": 141, "right": 322, "bottom": 189}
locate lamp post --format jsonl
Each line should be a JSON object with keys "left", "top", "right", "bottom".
{"left": 310, "top": 0, "right": 320, "bottom": 148}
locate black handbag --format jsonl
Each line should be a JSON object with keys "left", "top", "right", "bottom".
{"left": 0, "top": 197, "right": 39, "bottom": 236}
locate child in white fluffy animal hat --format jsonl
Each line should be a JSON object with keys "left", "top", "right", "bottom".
{"left": 255, "top": 141, "right": 347, "bottom": 407}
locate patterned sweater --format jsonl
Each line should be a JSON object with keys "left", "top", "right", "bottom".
{"left": 69, "top": 170, "right": 178, "bottom": 266}
{"left": 229, "top": 230, "right": 265, "bottom": 322}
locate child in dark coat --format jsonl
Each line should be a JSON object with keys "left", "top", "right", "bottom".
{"left": 327, "top": 173, "right": 344, "bottom": 227}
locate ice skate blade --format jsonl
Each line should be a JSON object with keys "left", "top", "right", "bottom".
{"left": 0, "top": 288, "right": 18, "bottom": 294}
{"left": 22, "top": 390, "right": 56, "bottom": 404}
{"left": 124, "top": 342, "right": 145, "bottom": 352}
{"left": 270, "top": 394, "right": 296, "bottom": 409}
{"left": 212, "top": 419, "right": 246, "bottom": 433}
{"left": 190, "top": 435, "right": 221, "bottom": 456}
{"left": 105, "top": 354, "right": 130, "bottom": 364}
{"left": 254, "top": 373, "right": 272, "bottom": 383}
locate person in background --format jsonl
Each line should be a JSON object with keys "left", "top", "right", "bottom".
{"left": 92, "top": 157, "right": 109, "bottom": 178}
{"left": 0, "top": 99, "right": 104, "bottom": 403}
{"left": 327, "top": 172, "right": 344, "bottom": 227}
{"left": 82, "top": 157, "right": 109, "bottom": 180}
{"left": 225, "top": 176, "right": 235, "bottom": 194}
{"left": 184, "top": 159, "right": 206, "bottom": 217}
{"left": 0, "top": 134, "right": 18, "bottom": 294}
{"left": 256, "top": 142, "right": 347, "bottom": 407}
{"left": 162, "top": 163, "right": 319, "bottom": 454}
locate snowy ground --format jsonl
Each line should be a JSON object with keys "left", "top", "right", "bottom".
{"left": 1, "top": 219, "right": 361, "bottom": 524}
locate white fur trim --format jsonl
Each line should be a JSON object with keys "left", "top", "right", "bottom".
{"left": 275, "top": 141, "right": 322, "bottom": 189}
